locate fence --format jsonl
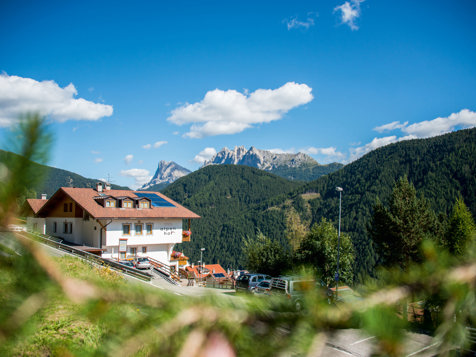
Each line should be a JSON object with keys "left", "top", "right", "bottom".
{"left": 20, "top": 231, "right": 152, "bottom": 282}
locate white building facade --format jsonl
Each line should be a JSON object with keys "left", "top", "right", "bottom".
{"left": 25, "top": 184, "right": 199, "bottom": 265}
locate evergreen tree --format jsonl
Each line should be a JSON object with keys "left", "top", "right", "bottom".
{"left": 295, "top": 218, "right": 354, "bottom": 286}
{"left": 444, "top": 197, "right": 476, "bottom": 256}
{"left": 369, "top": 176, "right": 440, "bottom": 269}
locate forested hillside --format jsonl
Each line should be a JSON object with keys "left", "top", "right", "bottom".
{"left": 0, "top": 150, "right": 129, "bottom": 198}
{"left": 165, "top": 129, "right": 475, "bottom": 274}
{"left": 163, "top": 165, "right": 303, "bottom": 268}
{"left": 280, "top": 128, "right": 476, "bottom": 279}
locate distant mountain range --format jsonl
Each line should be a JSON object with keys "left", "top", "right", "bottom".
{"left": 203, "top": 146, "right": 343, "bottom": 181}
{"left": 141, "top": 146, "right": 343, "bottom": 190}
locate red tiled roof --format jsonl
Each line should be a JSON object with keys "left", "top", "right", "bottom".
{"left": 37, "top": 187, "right": 200, "bottom": 220}
{"left": 185, "top": 263, "right": 227, "bottom": 278}
{"left": 26, "top": 199, "right": 48, "bottom": 214}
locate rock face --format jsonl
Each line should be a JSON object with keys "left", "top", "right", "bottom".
{"left": 203, "top": 146, "right": 318, "bottom": 170}
{"left": 140, "top": 160, "right": 191, "bottom": 190}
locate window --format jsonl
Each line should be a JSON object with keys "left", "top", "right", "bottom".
{"left": 140, "top": 201, "right": 149, "bottom": 209}
{"left": 122, "top": 224, "right": 131, "bottom": 235}
{"left": 53, "top": 222, "right": 57, "bottom": 233}
{"left": 64, "top": 203, "right": 68, "bottom": 212}
{"left": 142, "top": 246, "right": 147, "bottom": 254}
{"left": 63, "top": 222, "right": 72, "bottom": 234}
{"left": 69, "top": 203, "right": 73, "bottom": 212}
{"left": 64, "top": 203, "right": 73, "bottom": 212}
{"left": 120, "top": 252, "right": 126, "bottom": 260}
{"left": 146, "top": 224, "right": 153, "bottom": 235}
{"left": 135, "top": 224, "right": 143, "bottom": 235}
{"left": 106, "top": 200, "right": 115, "bottom": 207}
{"left": 123, "top": 200, "right": 133, "bottom": 208}
{"left": 130, "top": 247, "right": 137, "bottom": 256}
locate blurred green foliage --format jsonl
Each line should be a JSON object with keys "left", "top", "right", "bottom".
{"left": 1, "top": 115, "right": 475, "bottom": 356}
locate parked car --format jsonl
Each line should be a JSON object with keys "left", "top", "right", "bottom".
{"left": 118, "top": 260, "right": 135, "bottom": 269}
{"left": 235, "top": 273, "right": 271, "bottom": 293}
{"left": 252, "top": 280, "right": 271, "bottom": 295}
{"left": 269, "top": 276, "right": 316, "bottom": 311}
{"left": 135, "top": 257, "right": 152, "bottom": 270}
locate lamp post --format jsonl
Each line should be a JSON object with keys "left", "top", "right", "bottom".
{"left": 335, "top": 187, "right": 343, "bottom": 300}
{"left": 200, "top": 247, "right": 205, "bottom": 285}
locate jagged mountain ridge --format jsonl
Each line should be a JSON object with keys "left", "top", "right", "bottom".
{"left": 140, "top": 160, "right": 191, "bottom": 190}
{"left": 203, "top": 146, "right": 343, "bottom": 181}
{"left": 203, "top": 146, "right": 317, "bottom": 170}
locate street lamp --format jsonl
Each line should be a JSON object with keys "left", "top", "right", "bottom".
{"left": 335, "top": 187, "right": 343, "bottom": 300}
{"left": 200, "top": 247, "right": 205, "bottom": 285}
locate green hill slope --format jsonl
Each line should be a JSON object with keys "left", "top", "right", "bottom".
{"left": 279, "top": 128, "right": 476, "bottom": 279}
{"left": 0, "top": 149, "right": 129, "bottom": 198}
{"left": 163, "top": 165, "right": 303, "bottom": 268}
{"left": 164, "top": 129, "right": 476, "bottom": 274}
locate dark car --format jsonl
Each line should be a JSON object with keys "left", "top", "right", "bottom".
{"left": 235, "top": 273, "right": 271, "bottom": 293}
{"left": 118, "top": 260, "right": 135, "bottom": 269}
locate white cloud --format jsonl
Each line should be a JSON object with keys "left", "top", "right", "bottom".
{"left": 167, "top": 82, "right": 314, "bottom": 138}
{"left": 0, "top": 74, "right": 113, "bottom": 126}
{"left": 303, "top": 146, "right": 345, "bottom": 158}
{"left": 153, "top": 141, "right": 167, "bottom": 148}
{"left": 284, "top": 13, "right": 317, "bottom": 30}
{"left": 94, "top": 158, "right": 103, "bottom": 163}
{"left": 124, "top": 154, "right": 133, "bottom": 165}
{"left": 143, "top": 141, "right": 168, "bottom": 150}
{"left": 269, "top": 148, "right": 295, "bottom": 154}
{"left": 120, "top": 168, "right": 152, "bottom": 189}
{"left": 374, "top": 121, "right": 409, "bottom": 133}
{"left": 402, "top": 109, "right": 476, "bottom": 138}
{"left": 349, "top": 135, "right": 416, "bottom": 162}
{"left": 193, "top": 147, "right": 217, "bottom": 164}
{"left": 334, "top": 0, "right": 364, "bottom": 31}
{"left": 91, "top": 150, "right": 100, "bottom": 155}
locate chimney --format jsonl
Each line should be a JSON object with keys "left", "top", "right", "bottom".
{"left": 105, "top": 183, "right": 111, "bottom": 191}
{"left": 41, "top": 193, "right": 47, "bottom": 200}
{"left": 96, "top": 182, "right": 103, "bottom": 192}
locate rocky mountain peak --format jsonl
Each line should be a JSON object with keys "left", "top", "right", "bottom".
{"left": 140, "top": 160, "right": 191, "bottom": 190}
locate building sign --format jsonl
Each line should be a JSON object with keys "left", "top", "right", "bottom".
{"left": 119, "top": 239, "right": 127, "bottom": 252}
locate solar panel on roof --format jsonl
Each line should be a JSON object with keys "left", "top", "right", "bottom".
{"left": 213, "top": 273, "right": 225, "bottom": 278}
{"left": 135, "top": 192, "right": 176, "bottom": 207}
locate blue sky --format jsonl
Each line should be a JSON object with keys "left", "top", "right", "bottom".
{"left": 1, "top": 0, "right": 476, "bottom": 189}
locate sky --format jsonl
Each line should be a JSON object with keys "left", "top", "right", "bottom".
{"left": 1, "top": 0, "right": 476, "bottom": 189}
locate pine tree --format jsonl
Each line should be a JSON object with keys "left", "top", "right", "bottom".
{"left": 444, "top": 197, "right": 476, "bottom": 256}
{"left": 369, "top": 176, "right": 440, "bottom": 269}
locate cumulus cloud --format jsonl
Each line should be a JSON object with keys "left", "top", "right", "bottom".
{"left": 120, "top": 168, "right": 152, "bottom": 189}
{"left": 193, "top": 147, "right": 217, "bottom": 164}
{"left": 124, "top": 154, "right": 133, "bottom": 165}
{"left": 167, "top": 82, "right": 313, "bottom": 138}
{"left": 0, "top": 74, "right": 113, "bottom": 126}
{"left": 334, "top": 0, "right": 364, "bottom": 31}
{"left": 142, "top": 144, "right": 152, "bottom": 150}
{"left": 402, "top": 109, "right": 476, "bottom": 138}
{"left": 284, "top": 12, "right": 317, "bottom": 30}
